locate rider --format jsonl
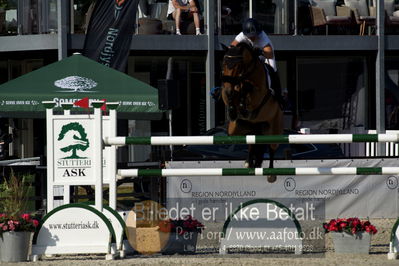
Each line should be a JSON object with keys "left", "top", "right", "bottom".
{"left": 230, "top": 18, "right": 284, "bottom": 108}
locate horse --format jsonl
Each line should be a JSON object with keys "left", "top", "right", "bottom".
{"left": 221, "top": 42, "right": 283, "bottom": 183}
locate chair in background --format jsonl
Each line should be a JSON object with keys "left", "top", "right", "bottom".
{"left": 371, "top": 0, "right": 399, "bottom": 31}
{"left": 344, "top": 0, "right": 376, "bottom": 35}
{"left": 309, "top": 0, "right": 353, "bottom": 34}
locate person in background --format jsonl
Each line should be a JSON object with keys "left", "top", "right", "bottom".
{"left": 167, "top": 0, "right": 201, "bottom": 35}
{"left": 230, "top": 18, "right": 284, "bottom": 107}
{"left": 0, "top": 121, "right": 12, "bottom": 160}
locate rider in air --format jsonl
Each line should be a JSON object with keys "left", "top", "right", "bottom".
{"left": 230, "top": 18, "right": 284, "bottom": 108}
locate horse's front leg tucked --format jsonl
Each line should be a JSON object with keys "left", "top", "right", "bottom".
{"left": 267, "top": 144, "right": 277, "bottom": 183}
{"left": 245, "top": 144, "right": 266, "bottom": 168}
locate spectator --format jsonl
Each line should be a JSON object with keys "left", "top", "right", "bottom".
{"left": 0, "top": 126, "right": 12, "bottom": 160}
{"left": 167, "top": 0, "right": 201, "bottom": 35}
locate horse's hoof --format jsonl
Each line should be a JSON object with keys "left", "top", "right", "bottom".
{"left": 244, "top": 161, "right": 250, "bottom": 168}
{"left": 267, "top": 175, "right": 277, "bottom": 183}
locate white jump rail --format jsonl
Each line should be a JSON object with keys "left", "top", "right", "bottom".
{"left": 117, "top": 167, "right": 399, "bottom": 178}
{"left": 105, "top": 134, "right": 399, "bottom": 146}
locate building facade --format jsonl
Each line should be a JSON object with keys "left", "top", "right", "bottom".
{"left": 0, "top": 0, "right": 397, "bottom": 160}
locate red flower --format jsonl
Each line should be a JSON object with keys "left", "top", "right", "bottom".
{"left": 167, "top": 215, "right": 204, "bottom": 233}
{"left": 352, "top": 219, "right": 360, "bottom": 227}
{"left": 323, "top": 217, "right": 377, "bottom": 235}
{"left": 21, "top": 213, "right": 31, "bottom": 221}
{"left": 0, "top": 213, "right": 41, "bottom": 233}
{"left": 32, "top": 219, "right": 39, "bottom": 227}
{"left": 338, "top": 221, "right": 348, "bottom": 229}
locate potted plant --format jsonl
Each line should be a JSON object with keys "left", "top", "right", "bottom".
{"left": 0, "top": 170, "right": 40, "bottom": 262}
{"left": 323, "top": 217, "right": 377, "bottom": 254}
{"left": 159, "top": 215, "right": 205, "bottom": 255}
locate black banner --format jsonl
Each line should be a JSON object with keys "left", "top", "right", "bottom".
{"left": 83, "top": 0, "right": 140, "bottom": 72}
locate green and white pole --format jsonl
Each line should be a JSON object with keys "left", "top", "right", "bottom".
{"left": 105, "top": 134, "right": 399, "bottom": 146}
{"left": 117, "top": 167, "right": 399, "bottom": 178}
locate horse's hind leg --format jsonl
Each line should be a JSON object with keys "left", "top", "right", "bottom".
{"left": 267, "top": 145, "right": 277, "bottom": 183}
{"left": 254, "top": 144, "right": 266, "bottom": 167}
{"left": 246, "top": 144, "right": 256, "bottom": 168}
{"left": 246, "top": 144, "right": 266, "bottom": 168}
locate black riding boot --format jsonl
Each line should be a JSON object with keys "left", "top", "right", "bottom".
{"left": 265, "top": 64, "right": 285, "bottom": 109}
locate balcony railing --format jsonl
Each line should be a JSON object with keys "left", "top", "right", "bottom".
{"left": 1, "top": 0, "right": 399, "bottom": 37}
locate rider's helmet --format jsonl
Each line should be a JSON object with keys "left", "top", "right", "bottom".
{"left": 242, "top": 18, "right": 261, "bottom": 38}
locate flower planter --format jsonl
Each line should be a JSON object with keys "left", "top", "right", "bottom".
{"left": 330, "top": 231, "right": 371, "bottom": 254}
{"left": 162, "top": 231, "right": 198, "bottom": 255}
{"left": 0, "top": 231, "right": 32, "bottom": 262}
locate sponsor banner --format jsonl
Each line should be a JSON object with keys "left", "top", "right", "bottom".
{"left": 54, "top": 118, "right": 95, "bottom": 184}
{"left": 166, "top": 159, "right": 399, "bottom": 218}
{"left": 52, "top": 117, "right": 112, "bottom": 185}
{"left": 83, "top": 0, "right": 140, "bottom": 71}
{"left": 33, "top": 205, "right": 114, "bottom": 255}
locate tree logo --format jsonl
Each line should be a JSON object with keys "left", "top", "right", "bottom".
{"left": 58, "top": 122, "right": 90, "bottom": 159}
{"left": 54, "top": 76, "right": 97, "bottom": 92}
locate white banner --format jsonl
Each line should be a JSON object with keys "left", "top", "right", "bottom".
{"left": 166, "top": 159, "right": 399, "bottom": 219}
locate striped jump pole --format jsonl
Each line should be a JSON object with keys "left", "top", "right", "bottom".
{"left": 105, "top": 133, "right": 399, "bottom": 146}
{"left": 117, "top": 167, "right": 399, "bottom": 178}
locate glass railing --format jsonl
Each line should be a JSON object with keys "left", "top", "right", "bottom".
{"left": 2, "top": 0, "right": 399, "bottom": 36}
{"left": 0, "top": 0, "right": 57, "bottom": 36}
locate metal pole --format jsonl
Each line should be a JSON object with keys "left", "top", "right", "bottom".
{"left": 57, "top": 0, "right": 68, "bottom": 60}
{"left": 206, "top": 0, "right": 215, "bottom": 130}
{"left": 249, "top": 0, "right": 253, "bottom": 18}
{"left": 294, "top": 0, "right": 298, "bottom": 35}
{"left": 217, "top": 0, "right": 222, "bottom": 35}
{"left": 376, "top": 0, "right": 385, "bottom": 156}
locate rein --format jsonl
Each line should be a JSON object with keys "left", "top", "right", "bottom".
{"left": 222, "top": 45, "right": 272, "bottom": 120}
{"left": 247, "top": 89, "right": 272, "bottom": 120}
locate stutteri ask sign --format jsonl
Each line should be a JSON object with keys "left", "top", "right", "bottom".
{"left": 53, "top": 118, "right": 95, "bottom": 184}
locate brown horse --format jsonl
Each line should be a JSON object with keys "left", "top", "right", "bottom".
{"left": 221, "top": 42, "right": 283, "bottom": 183}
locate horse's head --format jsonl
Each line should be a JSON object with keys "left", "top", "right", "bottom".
{"left": 221, "top": 43, "right": 258, "bottom": 121}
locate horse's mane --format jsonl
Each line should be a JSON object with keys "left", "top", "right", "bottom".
{"left": 236, "top": 42, "right": 255, "bottom": 53}
{"left": 224, "top": 42, "right": 255, "bottom": 69}
{"left": 225, "top": 42, "right": 254, "bottom": 57}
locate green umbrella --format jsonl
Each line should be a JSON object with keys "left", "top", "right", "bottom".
{"left": 0, "top": 53, "right": 162, "bottom": 119}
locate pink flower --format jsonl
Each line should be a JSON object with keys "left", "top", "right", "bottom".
{"left": 21, "top": 213, "right": 31, "bottom": 221}
{"left": 8, "top": 223, "right": 15, "bottom": 231}
{"left": 32, "top": 219, "right": 39, "bottom": 227}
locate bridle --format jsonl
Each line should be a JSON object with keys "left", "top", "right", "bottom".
{"left": 221, "top": 54, "right": 257, "bottom": 87}
{"left": 221, "top": 47, "right": 270, "bottom": 120}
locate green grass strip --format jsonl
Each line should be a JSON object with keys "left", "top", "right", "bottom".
{"left": 352, "top": 134, "right": 379, "bottom": 142}
{"left": 356, "top": 168, "right": 382, "bottom": 175}
{"left": 255, "top": 135, "right": 289, "bottom": 144}
{"left": 125, "top": 137, "right": 151, "bottom": 145}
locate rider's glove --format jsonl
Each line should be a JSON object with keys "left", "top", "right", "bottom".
{"left": 254, "top": 47, "right": 263, "bottom": 56}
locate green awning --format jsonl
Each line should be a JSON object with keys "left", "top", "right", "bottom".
{"left": 0, "top": 53, "right": 163, "bottom": 119}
